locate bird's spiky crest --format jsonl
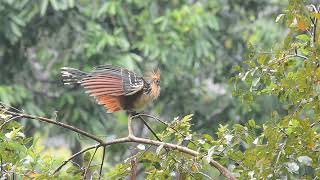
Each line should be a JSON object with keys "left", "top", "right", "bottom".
{"left": 147, "top": 68, "right": 161, "bottom": 81}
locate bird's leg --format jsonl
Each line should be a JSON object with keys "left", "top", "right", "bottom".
{"left": 127, "top": 111, "right": 135, "bottom": 137}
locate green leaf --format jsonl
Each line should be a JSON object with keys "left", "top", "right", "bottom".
{"left": 248, "top": 119, "right": 256, "bottom": 128}
{"left": 252, "top": 77, "right": 260, "bottom": 87}
{"left": 108, "top": 2, "right": 117, "bottom": 15}
{"left": 137, "top": 144, "right": 145, "bottom": 150}
{"left": 10, "top": 22, "right": 22, "bottom": 37}
{"left": 182, "top": 114, "right": 193, "bottom": 122}
{"left": 156, "top": 144, "right": 164, "bottom": 155}
{"left": 40, "top": 0, "right": 49, "bottom": 16}
{"left": 9, "top": 15, "right": 25, "bottom": 26}
{"left": 130, "top": 53, "right": 143, "bottom": 62}
{"left": 117, "top": 38, "right": 130, "bottom": 50}
{"left": 311, "top": 12, "right": 320, "bottom": 19}
{"left": 275, "top": 13, "right": 285, "bottom": 23}
{"left": 286, "top": 162, "right": 299, "bottom": 174}
{"left": 66, "top": 165, "right": 82, "bottom": 175}
{"left": 83, "top": 152, "right": 91, "bottom": 166}
{"left": 97, "top": 3, "right": 109, "bottom": 17}
{"left": 290, "top": 17, "right": 298, "bottom": 28}
{"left": 153, "top": 162, "right": 161, "bottom": 169}
{"left": 296, "top": 34, "right": 310, "bottom": 42}
{"left": 68, "top": 0, "right": 75, "bottom": 8}
{"left": 300, "top": 48, "right": 310, "bottom": 55}
{"left": 297, "top": 156, "right": 312, "bottom": 166}
{"left": 203, "top": 134, "right": 213, "bottom": 142}
{"left": 107, "top": 164, "right": 130, "bottom": 178}
{"left": 50, "top": 0, "right": 59, "bottom": 10}
{"left": 257, "top": 54, "right": 267, "bottom": 65}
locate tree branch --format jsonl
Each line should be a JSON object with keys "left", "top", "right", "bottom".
{"left": 1, "top": 107, "right": 236, "bottom": 180}
{"left": 4, "top": 111, "right": 104, "bottom": 144}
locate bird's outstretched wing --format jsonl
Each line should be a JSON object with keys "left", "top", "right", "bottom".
{"left": 78, "top": 65, "right": 144, "bottom": 112}
{"left": 81, "top": 64, "right": 144, "bottom": 96}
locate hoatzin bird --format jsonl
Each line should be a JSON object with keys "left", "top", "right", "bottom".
{"left": 61, "top": 65, "right": 160, "bottom": 113}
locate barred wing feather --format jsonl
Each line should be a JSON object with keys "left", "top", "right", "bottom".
{"left": 81, "top": 65, "right": 144, "bottom": 96}
{"left": 80, "top": 65, "right": 144, "bottom": 112}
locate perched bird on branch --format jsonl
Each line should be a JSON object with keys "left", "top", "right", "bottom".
{"left": 61, "top": 65, "right": 160, "bottom": 113}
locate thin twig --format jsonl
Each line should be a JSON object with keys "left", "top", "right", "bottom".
{"left": 83, "top": 146, "right": 99, "bottom": 179}
{"left": 311, "top": 120, "right": 320, "bottom": 128}
{"left": 312, "top": 17, "right": 317, "bottom": 47}
{"left": 54, "top": 138, "right": 131, "bottom": 176}
{"left": 308, "top": 4, "right": 318, "bottom": 48}
{"left": 275, "top": 138, "right": 288, "bottom": 167}
{"left": 1, "top": 155, "right": 3, "bottom": 175}
{"left": 295, "top": 54, "right": 308, "bottom": 60}
{"left": 54, "top": 144, "right": 100, "bottom": 174}
{"left": 275, "top": 54, "right": 308, "bottom": 64}
{"left": 132, "top": 113, "right": 168, "bottom": 126}
{"left": 0, "top": 102, "right": 23, "bottom": 113}
{"left": 136, "top": 116, "right": 162, "bottom": 142}
{"left": 98, "top": 147, "right": 106, "bottom": 180}
{"left": 0, "top": 115, "right": 23, "bottom": 130}
{"left": 195, "top": 171, "right": 214, "bottom": 180}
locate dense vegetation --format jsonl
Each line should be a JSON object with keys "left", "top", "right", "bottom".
{"left": 0, "top": 0, "right": 319, "bottom": 179}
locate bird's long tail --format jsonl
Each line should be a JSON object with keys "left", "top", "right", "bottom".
{"left": 61, "top": 67, "right": 88, "bottom": 85}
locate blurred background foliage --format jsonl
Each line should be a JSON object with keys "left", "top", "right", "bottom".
{"left": 0, "top": 0, "right": 288, "bottom": 176}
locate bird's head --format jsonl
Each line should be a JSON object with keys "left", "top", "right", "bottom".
{"left": 147, "top": 68, "right": 161, "bottom": 98}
